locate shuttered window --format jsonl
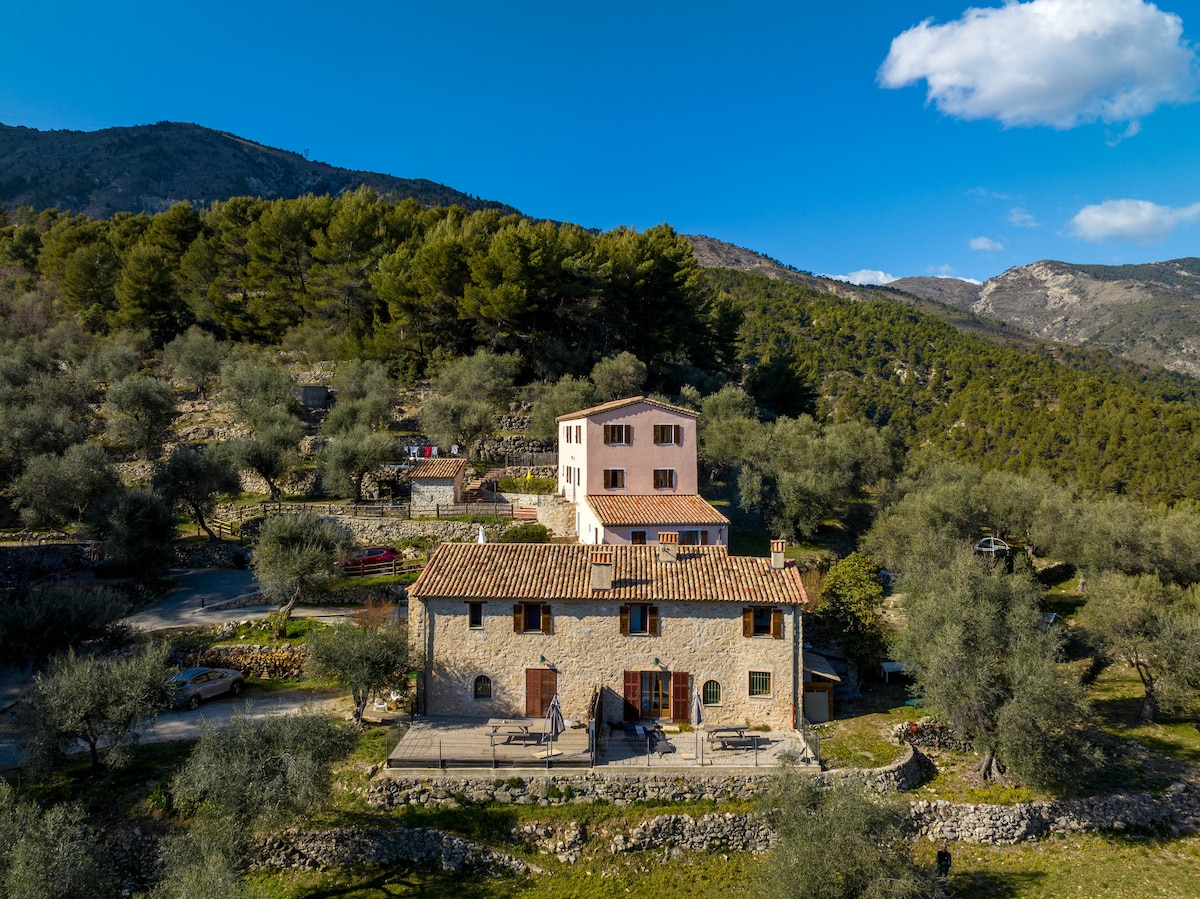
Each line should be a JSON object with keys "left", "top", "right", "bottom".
{"left": 603, "top": 423, "right": 630, "bottom": 445}
{"left": 653, "top": 424, "right": 683, "bottom": 445}
{"left": 513, "top": 603, "right": 551, "bottom": 633}
{"left": 620, "top": 604, "right": 659, "bottom": 635}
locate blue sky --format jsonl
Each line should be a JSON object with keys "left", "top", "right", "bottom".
{"left": 2, "top": 0, "right": 1198, "bottom": 284}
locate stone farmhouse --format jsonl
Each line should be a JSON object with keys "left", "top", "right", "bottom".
{"left": 407, "top": 538, "right": 809, "bottom": 730}
{"left": 556, "top": 396, "right": 729, "bottom": 545}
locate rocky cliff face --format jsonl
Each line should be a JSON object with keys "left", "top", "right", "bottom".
{"left": 973, "top": 258, "right": 1200, "bottom": 376}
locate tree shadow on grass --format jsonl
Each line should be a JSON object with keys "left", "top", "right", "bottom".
{"left": 949, "top": 869, "right": 1044, "bottom": 898}
{"left": 290, "top": 865, "right": 527, "bottom": 899}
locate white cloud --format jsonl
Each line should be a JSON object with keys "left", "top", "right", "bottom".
{"left": 1068, "top": 199, "right": 1200, "bottom": 243}
{"left": 970, "top": 236, "right": 1005, "bottom": 251}
{"left": 824, "top": 269, "right": 898, "bottom": 286}
{"left": 879, "top": 0, "right": 1199, "bottom": 129}
{"left": 1009, "top": 207, "right": 1040, "bottom": 228}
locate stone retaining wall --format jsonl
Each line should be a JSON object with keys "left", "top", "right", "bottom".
{"left": 251, "top": 826, "right": 539, "bottom": 875}
{"left": 912, "top": 780, "right": 1200, "bottom": 844}
{"left": 367, "top": 746, "right": 930, "bottom": 810}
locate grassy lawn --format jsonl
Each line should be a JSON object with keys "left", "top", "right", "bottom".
{"left": 245, "top": 833, "right": 1200, "bottom": 898}
{"left": 808, "top": 678, "right": 915, "bottom": 770}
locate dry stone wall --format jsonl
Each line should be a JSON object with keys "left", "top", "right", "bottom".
{"left": 368, "top": 747, "right": 930, "bottom": 810}
{"left": 252, "top": 826, "right": 538, "bottom": 875}
{"left": 912, "top": 780, "right": 1200, "bottom": 844}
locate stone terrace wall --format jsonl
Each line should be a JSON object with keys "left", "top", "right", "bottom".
{"left": 252, "top": 827, "right": 538, "bottom": 875}
{"left": 912, "top": 780, "right": 1200, "bottom": 844}
{"left": 368, "top": 746, "right": 930, "bottom": 810}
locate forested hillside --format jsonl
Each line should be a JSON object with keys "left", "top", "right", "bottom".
{"left": 4, "top": 192, "right": 1200, "bottom": 506}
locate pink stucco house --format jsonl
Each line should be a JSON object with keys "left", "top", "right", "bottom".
{"left": 556, "top": 396, "right": 728, "bottom": 545}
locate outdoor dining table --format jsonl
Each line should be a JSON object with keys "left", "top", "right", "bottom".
{"left": 705, "top": 725, "right": 754, "bottom": 749}
{"left": 486, "top": 718, "right": 540, "bottom": 745}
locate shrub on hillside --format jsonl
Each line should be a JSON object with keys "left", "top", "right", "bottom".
{"left": 498, "top": 476, "right": 556, "bottom": 494}
{"left": 498, "top": 523, "right": 549, "bottom": 544}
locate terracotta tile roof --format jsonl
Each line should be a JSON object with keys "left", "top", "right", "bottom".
{"left": 409, "top": 458, "right": 467, "bottom": 480}
{"left": 586, "top": 494, "right": 729, "bottom": 526}
{"left": 410, "top": 543, "right": 808, "bottom": 605}
{"left": 556, "top": 395, "right": 697, "bottom": 422}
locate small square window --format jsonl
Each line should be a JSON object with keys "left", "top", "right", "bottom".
{"left": 653, "top": 424, "right": 682, "bottom": 445}
{"left": 653, "top": 469, "right": 676, "bottom": 489}
{"left": 523, "top": 603, "right": 542, "bottom": 632}
{"left": 604, "top": 423, "right": 630, "bottom": 445}
{"left": 752, "top": 607, "right": 773, "bottom": 636}
{"left": 468, "top": 602, "right": 483, "bottom": 629}
{"left": 749, "top": 671, "right": 771, "bottom": 697}
{"left": 604, "top": 469, "right": 625, "bottom": 489}
{"left": 631, "top": 530, "right": 647, "bottom": 545}
{"left": 629, "top": 604, "right": 649, "bottom": 634}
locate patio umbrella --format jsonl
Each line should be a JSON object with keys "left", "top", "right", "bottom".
{"left": 477, "top": 525, "right": 487, "bottom": 544}
{"left": 542, "top": 693, "right": 566, "bottom": 758}
{"left": 692, "top": 685, "right": 706, "bottom": 762}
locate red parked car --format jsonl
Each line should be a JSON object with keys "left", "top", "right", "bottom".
{"left": 335, "top": 546, "right": 401, "bottom": 575}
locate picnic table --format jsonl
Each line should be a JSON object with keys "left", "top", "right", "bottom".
{"left": 705, "top": 726, "right": 756, "bottom": 750}
{"left": 487, "top": 718, "right": 540, "bottom": 746}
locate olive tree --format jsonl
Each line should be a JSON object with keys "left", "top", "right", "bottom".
{"left": 0, "top": 783, "right": 116, "bottom": 899}
{"left": 251, "top": 513, "right": 350, "bottom": 634}
{"left": 760, "top": 771, "right": 935, "bottom": 899}
{"left": 103, "top": 375, "right": 176, "bottom": 459}
{"left": 10, "top": 442, "right": 119, "bottom": 528}
{"left": 1080, "top": 572, "right": 1200, "bottom": 723}
{"left": 894, "top": 546, "right": 1098, "bottom": 787}
{"left": 20, "top": 643, "right": 176, "bottom": 775}
{"left": 305, "top": 621, "right": 409, "bottom": 721}
{"left": 153, "top": 444, "right": 241, "bottom": 540}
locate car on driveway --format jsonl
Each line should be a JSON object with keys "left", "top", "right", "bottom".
{"left": 172, "top": 667, "right": 245, "bottom": 710}
{"left": 335, "top": 546, "right": 400, "bottom": 575}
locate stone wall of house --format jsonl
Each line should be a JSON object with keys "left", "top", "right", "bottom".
{"left": 412, "top": 479, "right": 459, "bottom": 507}
{"left": 410, "top": 598, "right": 801, "bottom": 729}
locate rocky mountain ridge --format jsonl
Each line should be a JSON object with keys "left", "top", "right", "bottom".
{"left": 0, "top": 121, "right": 517, "bottom": 218}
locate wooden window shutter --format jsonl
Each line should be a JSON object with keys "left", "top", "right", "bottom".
{"left": 513, "top": 605, "right": 522, "bottom": 633}
{"left": 675, "top": 424, "right": 683, "bottom": 445}
{"left": 619, "top": 605, "right": 630, "bottom": 635}
{"left": 623, "top": 670, "right": 640, "bottom": 721}
{"left": 742, "top": 608, "right": 753, "bottom": 638}
{"left": 540, "top": 604, "right": 552, "bottom": 634}
{"left": 771, "top": 608, "right": 783, "bottom": 639}
{"left": 626, "top": 424, "right": 633, "bottom": 443}
{"left": 670, "top": 671, "right": 690, "bottom": 723}
{"left": 648, "top": 605, "right": 660, "bottom": 636}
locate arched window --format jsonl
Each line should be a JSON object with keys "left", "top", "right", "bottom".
{"left": 702, "top": 679, "right": 721, "bottom": 705}
{"left": 473, "top": 675, "right": 492, "bottom": 700}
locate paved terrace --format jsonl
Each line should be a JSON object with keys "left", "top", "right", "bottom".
{"left": 386, "top": 717, "right": 813, "bottom": 770}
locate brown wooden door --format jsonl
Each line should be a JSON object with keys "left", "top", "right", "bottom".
{"left": 623, "top": 670, "right": 640, "bottom": 721}
{"left": 525, "top": 668, "right": 558, "bottom": 717}
{"left": 670, "top": 671, "right": 690, "bottom": 723}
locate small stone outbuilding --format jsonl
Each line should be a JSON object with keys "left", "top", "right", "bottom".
{"left": 410, "top": 458, "right": 467, "bottom": 507}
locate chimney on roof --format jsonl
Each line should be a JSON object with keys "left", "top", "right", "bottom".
{"left": 591, "top": 549, "right": 614, "bottom": 591}
{"left": 770, "top": 538, "right": 787, "bottom": 570}
{"left": 658, "top": 532, "right": 679, "bottom": 563}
